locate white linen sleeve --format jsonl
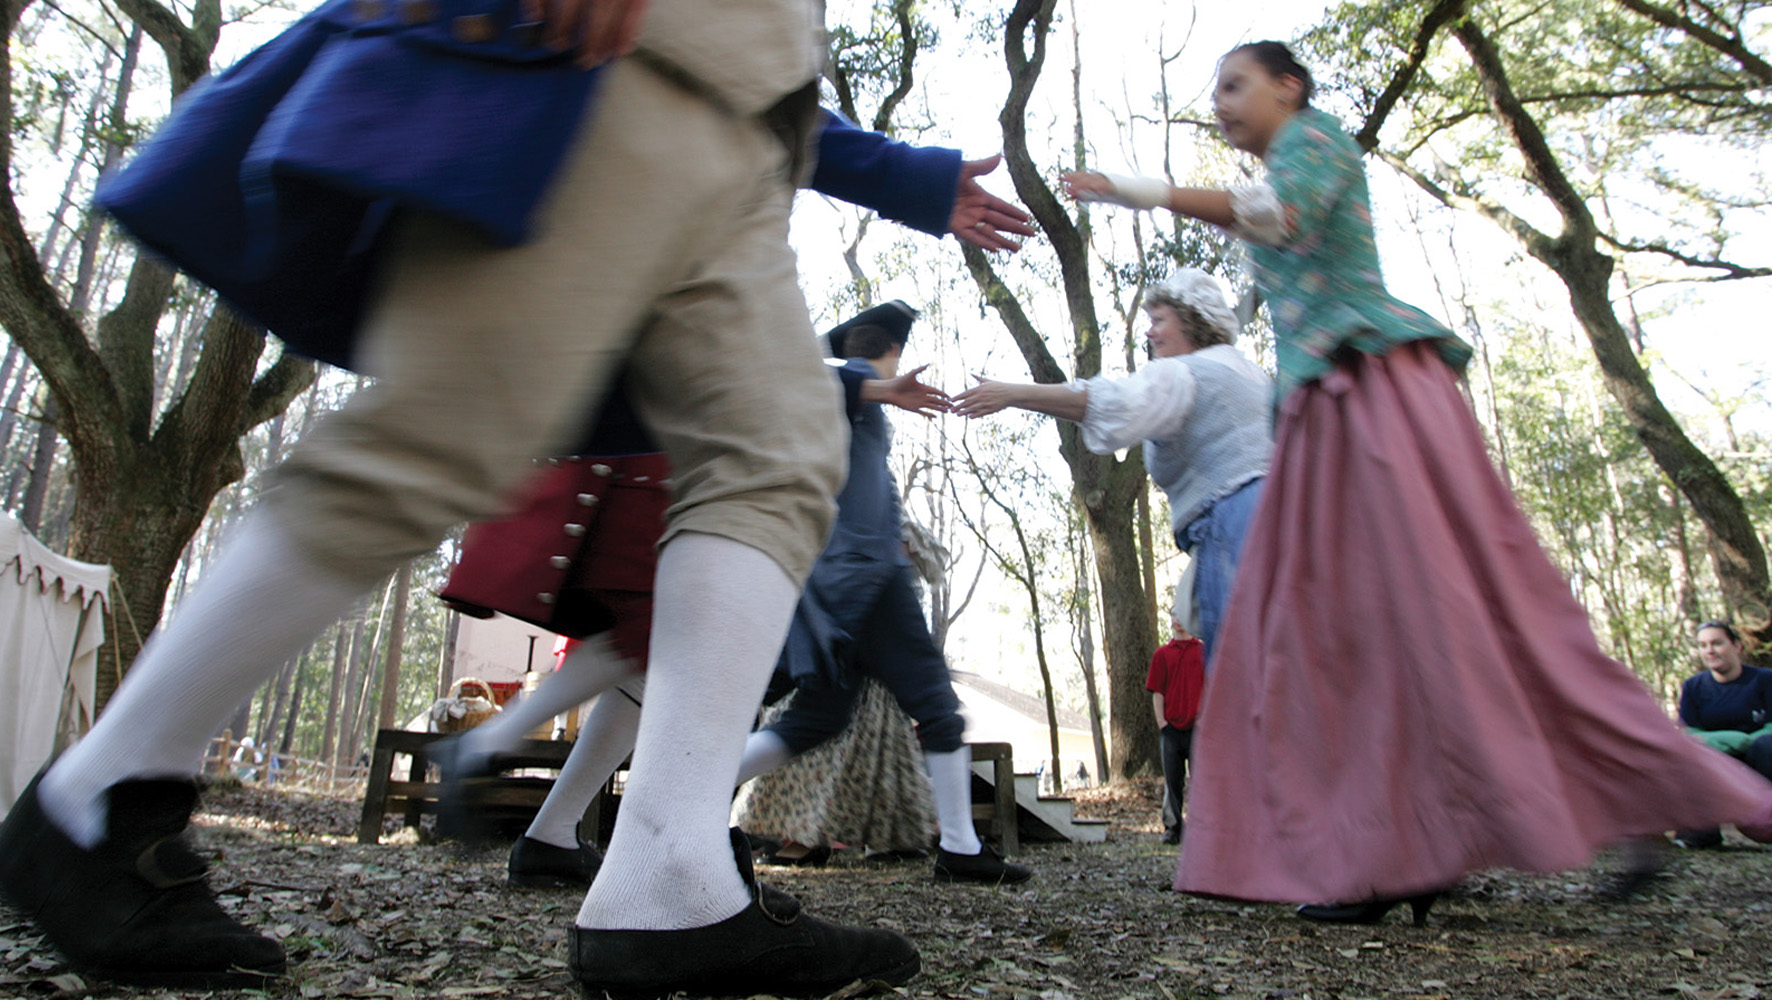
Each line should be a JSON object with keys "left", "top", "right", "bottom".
{"left": 1077, "top": 359, "right": 1199, "bottom": 455}
{"left": 1228, "top": 181, "right": 1289, "bottom": 247}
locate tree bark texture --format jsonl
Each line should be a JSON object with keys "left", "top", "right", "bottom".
{"left": 0, "top": 2, "right": 317, "bottom": 708}
{"left": 964, "top": 0, "right": 1160, "bottom": 779}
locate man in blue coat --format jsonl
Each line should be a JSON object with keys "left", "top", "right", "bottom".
{"left": 734, "top": 302, "right": 1033, "bottom": 886}
{"left": 0, "top": 3, "right": 1029, "bottom": 998}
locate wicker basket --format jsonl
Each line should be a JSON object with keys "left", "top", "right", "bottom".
{"left": 433, "top": 677, "right": 499, "bottom": 733}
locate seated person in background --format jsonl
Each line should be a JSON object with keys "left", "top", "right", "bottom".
{"left": 1674, "top": 620, "right": 1772, "bottom": 848}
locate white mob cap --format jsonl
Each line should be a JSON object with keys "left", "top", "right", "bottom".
{"left": 1141, "top": 269, "right": 1240, "bottom": 345}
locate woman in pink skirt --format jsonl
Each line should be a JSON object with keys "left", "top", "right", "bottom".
{"left": 1064, "top": 40, "right": 1772, "bottom": 923}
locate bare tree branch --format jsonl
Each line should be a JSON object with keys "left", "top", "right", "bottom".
{"left": 869, "top": 0, "right": 918, "bottom": 133}
{"left": 242, "top": 349, "right": 318, "bottom": 431}
{"left": 111, "top": 0, "right": 217, "bottom": 94}
{"left": 1613, "top": 0, "right": 1772, "bottom": 85}
{"left": 1354, "top": 0, "right": 1468, "bottom": 151}
{"left": 1597, "top": 234, "right": 1772, "bottom": 279}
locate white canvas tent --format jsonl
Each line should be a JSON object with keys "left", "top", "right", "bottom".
{"left": 0, "top": 512, "right": 110, "bottom": 811}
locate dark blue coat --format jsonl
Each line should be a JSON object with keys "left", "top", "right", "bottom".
{"left": 94, "top": 0, "right": 961, "bottom": 373}
{"left": 778, "top": 359, "right": 914, "bottom": 690}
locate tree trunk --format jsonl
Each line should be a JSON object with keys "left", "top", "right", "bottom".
{"left": 961, "top": 0, "right": 1161, "bottom": 779}
{"left": 0, "top": 0, "right": 317, "bottom": 709}
{"left": 260, "top": 656, "right": 298, "bottom": 747}
{"left": 18, "top": 394, "right": 56, "bottom": 533}
{"left": 1073, "top": 531, "right": 1110, "bottom": 783}
{"left": 321, "top": 619, "right": 352, "bottom": 771}
{"left": 1447, "top": 13, "right": 1772, "bottom": 640}
{"left": 279, "top": 663, "right": 304, "bottom": 757}
{"left": 1080, "top": 459, "right": 1161, "bottom": 777}
{"left": 344, "top": 577, "right": 395, "bottom": 766}
{"left": 1137, "top": 488, "right": 1157, "bottom": 629}
{"left": 375, "top": 562, "right": 412, "bottom": 730}
{"left": 438, "top": 608, "right": 460, "bottom": 700}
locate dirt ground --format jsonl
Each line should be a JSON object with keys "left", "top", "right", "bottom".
{"left": 4, "top": 778, "right": 1771, "bottom": 1000}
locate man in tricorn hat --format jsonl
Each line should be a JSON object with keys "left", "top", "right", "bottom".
{"left": 734, "top": 300, "right": 1034, "bottom": 885}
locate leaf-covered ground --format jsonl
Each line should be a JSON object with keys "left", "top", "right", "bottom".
{"left": 5, "top": 778, "right": 1772, "bottom": 1000}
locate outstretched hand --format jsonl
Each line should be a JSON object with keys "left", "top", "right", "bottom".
{"left": 1060, "top": 170, "right": 1114, "bottom": 203}
{"left": 526, "top": 0, "right": 651, "bottom": 68}
{"left": 950, "top": 155, "right": 1037, "bottom": 252}
{"left": 1061, "top": 170, "right": 1171, "bottom": 212}
{"left": 951, "top": 375, "right": 1015, "bottom": 418}
{"left": 870, "top": 365, "right": 951, "bottom": 418}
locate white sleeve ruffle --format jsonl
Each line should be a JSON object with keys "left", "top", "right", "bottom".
{"left": 1077, "top": 358, "right": 1199, "bottom": 455}
{"left": 1229, "top": 181, "right": 1288, "bottom": 247}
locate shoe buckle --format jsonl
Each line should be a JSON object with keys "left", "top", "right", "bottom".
{"left": 135, "top": 837, "right": 207, "bottom": 888}
{"left": 754, "top": 885, "right": 797, "bottom": 927}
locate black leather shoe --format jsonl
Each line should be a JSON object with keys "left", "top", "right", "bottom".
{"left": 863, "top": 847, "right": 929, "bottom": 864}
{"left": 509, "top": 835, "right": 604, "bottom": 889}
{"left": 932, "top": 844, "right": 1033, "bottom": 885}
{"left": 1297, "top": 892, "right": 1439, "bottom": 927}
{"left": 569, "top": 829, "right": 919, "bottom": 999}
{"left": 1601, "top": 836, "right": 1667, "bottom": 900}
{"left": 1160, "top": 826, "right": 1182, "bottom": 845}
{"left": 1673, "top": 827, "right": 1725, "bottom": 850}
{"left": 0, "top": 774, "right": 286, "bottom": 988}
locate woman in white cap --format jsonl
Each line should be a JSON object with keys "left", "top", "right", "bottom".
{"left": 954, "top": 268, "right": 1271, "bottom": 662}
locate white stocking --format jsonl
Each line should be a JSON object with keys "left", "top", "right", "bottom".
{"left": 924, "top": 746, "right": 984, "bottom": 855}
{"left": 526, "top": 677, "right": 645, "bottom": 849}
{"left": 733, "top": 729, "right": 796, "bottom": 786}
{"left": 458, "top": 634, "right": 638, "bottom": 771}
{"left": 576, "top": 533, "right": 795, "bottom": 931}
{"left": 40, "top": 512, "right": 372, "bottom": 848}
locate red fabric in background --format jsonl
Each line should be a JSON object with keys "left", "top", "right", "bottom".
{"left": 1145, "top": 638, "right": 1205, "bottom": 729}
{"left": 439, "top": 454, "right": 669, "bottom": 663}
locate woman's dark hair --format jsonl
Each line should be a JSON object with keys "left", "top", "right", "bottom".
{"left": 1229, "top": 41, "right": 1315, "bottom": 107}
{"left": 1698, "top": 620, "right": 1742, "bottom": 644}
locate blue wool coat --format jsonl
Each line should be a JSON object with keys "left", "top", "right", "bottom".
{"left": 95, "top": 0, "right": 960, "bottom": 375}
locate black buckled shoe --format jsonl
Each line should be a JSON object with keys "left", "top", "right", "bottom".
{"left": 509, "top": 835, "right": 604, "bottom": 889}
{"left": 568, "top": 829, "right": 919, "bottom": 999}
{"left": 932, "top": 844, "right": 1033, "bottom": 885}
{"left": 0, "top": 774, "right": 286, "bottom": 988}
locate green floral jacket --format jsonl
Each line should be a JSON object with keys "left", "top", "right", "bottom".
{"left": 1242, "top": 107, "right": 1473, "bottom": 401}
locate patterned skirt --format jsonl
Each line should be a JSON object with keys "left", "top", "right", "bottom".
{"left": 733, "top": 678, "right": 935, "bottom": 851}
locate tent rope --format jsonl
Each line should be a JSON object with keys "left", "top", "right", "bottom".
{"left": 107, "top": 579, "right": 147, "bottom": 691}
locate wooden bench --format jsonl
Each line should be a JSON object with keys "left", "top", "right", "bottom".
{"left": 357, "top": 729, "right": 596, "bottom": 844}
{"left": 969, "top": 741, "right": 1019, "bottom": 856}
{"left": 360, "top": 730, "right": 1017, "bottom": 855}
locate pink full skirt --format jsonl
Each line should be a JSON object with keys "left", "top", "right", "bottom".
{"left": 1175, "top": 342, "right": 1772, "bottom": 903}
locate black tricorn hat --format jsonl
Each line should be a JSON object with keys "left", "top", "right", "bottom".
{"left": 822, "top": 300, "right": 919, "bottom": 358}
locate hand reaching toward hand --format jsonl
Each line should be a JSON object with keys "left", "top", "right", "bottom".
{"left": 1061, "top": 170, "right": 1170, "bottom": 211}
{"left": 950, "top": 155, "right": 1037, "bottom": 252}
{"left": 951, "top": 375, "right": 1015, "bottom": 418}
{"left": 865, "top": 365, "right": 951, "bottom": 418}
{"left": 1060, "top": 170, "right": 1113, "bottom": 202}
